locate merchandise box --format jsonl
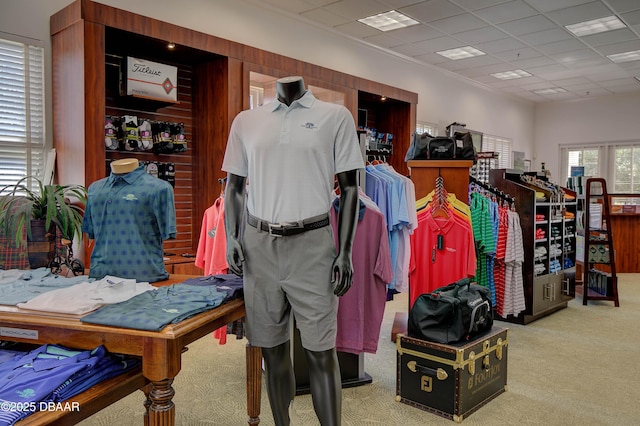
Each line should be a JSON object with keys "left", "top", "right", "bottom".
{"left": 396, "top": 327, "right": 508, "bottom": 423}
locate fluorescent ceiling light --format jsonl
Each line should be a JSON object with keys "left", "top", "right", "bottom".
{"left": 533, "top": 88, "right": 567, "bottom": 95}
{"left": 358, "top": 10, "right": 419, "bottom": 32}
{"left": 491, "top": 70, "right": 532, "bottom": 80}
{"left": 565, "top": 16, "right": 626, "bottom": 37}
{"left": 607, "top": 50, "right": 640, "bottom": 63}
{"left": 635, "top": 76, "right": 640, "bottom": 84}
{"left": 436, "top": 46, "right": 485, "bottom": 60}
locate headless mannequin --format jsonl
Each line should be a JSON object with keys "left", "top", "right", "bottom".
{"left": 225, "top": 76, "right": 360, "bottom": 426}
{"left": 110, "top": 158, "right": 139, "bottom": 174}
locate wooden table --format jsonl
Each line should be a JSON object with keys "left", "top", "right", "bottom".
{"left": 0, "top": 275, "right": 262, "bottom": 425}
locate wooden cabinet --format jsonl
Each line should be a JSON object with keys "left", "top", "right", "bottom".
{"left": 489, "top": 169, "right": 576, "bottom": 324}
{"left": 51, "top": 0, "right": 417, "bottom": 266}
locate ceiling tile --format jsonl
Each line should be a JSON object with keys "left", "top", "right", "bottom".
{"left": 546, "top": 2, "right": 613, "bottom": 26}
{"left": 525, "top": 63, "right": 571, "bottom": 76}
{"left": 333, "top": 21, "right": 381, "bottom": 38}
{"left": 522, "top": 0, "right": 594, "bottom": 13}
{"left": 437, "top": 54, "right": 503, "bottom": 70}
{"left": 324, "top": 0, "right": 389, "bottom": 20}
{"left": 580, "top": 28, "right": 638, "bottom": 48}
{"left": 474, "top": 62, "right": 520, "bottom": 74}
{"left": 427, "top": 13, "right": 487, "bottom": 33}
{"left": 570, "top": 87, "right": 612, "bottom": 97}
{"left": 399, "top": 0, "right": 465, "bottom": 22}
{"left": 453, "top": 0, "right": 513, "bottom": 11}
{"left": 587, "top": 69, "right": 635, "bottom": 81}
{"left": 303, "top": 0, "right": 340, "bottom": 6}
{"left": 487, "top": 79, "right": 523, "bottom": 88}
{"left": 550, "top": 76, "right": 591, "bottom": 85}
{"left": 474, "top": 0, "right": 538, "bottom": 24}
{"left": 562, "top": 82, "right": 603, "bottom": 91}
{"left": 595, "top": 39, "right": 640, "bottom": 55}
{"left": 475, "top": 37, "right": 528, "bottom": 53}
{"left": 535, "top": 68, "right": 582, "bottom": 80}
{"left": 390, "top": 43, "right": 430, "bottom": 56}
{"left": 520, "top": 81, "right": 559, "bottom": 90}
{"left": 536, "top": 38, "right": 587, "bottom": 54}
{"left": 413, "top": 35, "right": 466, "bottom": 51}
{"left": 454, "top": 26, "right": 509, "bottom": 44}
{"left": 301, "top": 8, "right": 351, "bottom": 26}
{"left": 363, "top": 33, "right": 408, "bottom": 47}
{"left": 414, "top": 51, "right": 454, "bottom": 64}
{"left": 549, "top": 48, "right": 600, "bottom": 64}
{"left": 596, "top": 77, "right": 638, "bottom": 87}
{"left": 263, "top": 0, "right": 318, "bottom": 13}
{"left": 606, "top": 0, "right": 640, "bottom": 13}
{"left": 509, "top": 55, "right": 557, "bottom": 68}
{"left": 493, "top": 47, "right": 543, "bottom": 61}
{"left": 620, "top": 10, "right": 640, "bottom": 25}
{"left": 561, "top": 56, "right": 611, "bottom": 69}
{"left": 517, "top": 28, "right": 573, "bottom": 46}
{"left": 380, "top": 0, "right": 427, "bottom": 8}
{"left": 607, "top": 84, "right": 640, "bottom": 93}
{"left": 497, "top": 14, "right": 557, "bottom": 36}
{"left": 455, "top": 67, "right": 488, "bottom": 77}
{"left": 387, "top": 24, "right": 445, "bottom": 43}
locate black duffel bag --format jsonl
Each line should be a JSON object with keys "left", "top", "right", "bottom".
{"left": 408, "top": 278, "right": 493, "bottom": 344}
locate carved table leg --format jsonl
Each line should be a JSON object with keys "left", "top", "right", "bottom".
{"left": 246, "top": 344, "right": 262, "bottom": 425}
{"left": 148, "top": 378, "right": 175, "bottom": 426}
{"left": 140, "top": 383, "right": 153, "bottom": 426}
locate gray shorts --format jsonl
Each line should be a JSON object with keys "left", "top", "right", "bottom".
{"left": 242, "top": 217, "right": 338, "bottom": 352}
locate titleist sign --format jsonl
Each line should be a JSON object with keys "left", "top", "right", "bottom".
{"left": 125, "top": 57, "right": 177, "bottom": 102}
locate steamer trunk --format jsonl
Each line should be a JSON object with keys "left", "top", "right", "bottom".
{"left": 396, "top": 327, "right": 508, "bottom": 422}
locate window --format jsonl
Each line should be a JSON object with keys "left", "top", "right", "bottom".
{"left": 482, "top": 134, "right": 512, "bottom": 168}
{"left": 0, "top": 35, "right": 46, "bottom": 191}
{"left": 416, "top": 121, "right": 437, "bottom": 136}
{"left": 566, "top": 147, "right": 600, "bottom": 179}
{"left": 613, "top": 144, "right": 640, "bottom": 193}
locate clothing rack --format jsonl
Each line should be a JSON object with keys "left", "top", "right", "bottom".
{"left": 469, "top": 175, "right": 515, "bottom": 206}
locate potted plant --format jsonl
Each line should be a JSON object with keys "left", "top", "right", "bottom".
{"left": 0, "top": 176, "right": 87, "bottom": 268}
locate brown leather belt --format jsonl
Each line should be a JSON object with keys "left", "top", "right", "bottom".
{"left": 247, "top": 212, "right": 330, "bottom": 237}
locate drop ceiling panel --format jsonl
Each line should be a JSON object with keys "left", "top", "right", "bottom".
{"left": 474, "top": 1, "right": 538, "bottom": 24}
{"left": 580, "top": 28, "right": 638, "bottom": 47}
{"left": 545, "top": 2, "right": 613, "bottom": 26}
{"left": 453, "top": 0, "right": 512, "bottom": 11}
{"left": 300, "top": 8, "right": 351, "bottom": 26}
{"left": 427, "top": 13, "right": 488, "bottom": 33}
{"left": 399, "top": 1, "right": 465, "bottom": 22}
{"left": 517, "top": 28, "right": 573, "bottom": 46}
{"left": 475, "top": 37, "right": 528, "bottom": 53}
{"left": 523, "top": 0, "right": 600, "bottom": 13}
{"left": 262, "top": 0, "right": 640, "bottom": 103}
{"left": 496, "top": 14, "right": 558, "bottom": 36}
{"left": 604, "top": 0, "right": 640, "bottom": 13}
{"left": 454, "top": 26, "right": 509, "bottom": 44}
{"left": 324, "top": 0, "right": 389, "bottom": 20}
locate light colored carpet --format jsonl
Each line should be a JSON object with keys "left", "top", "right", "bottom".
{"left": 78, "top": 274, "right": 640, "bottom": 425}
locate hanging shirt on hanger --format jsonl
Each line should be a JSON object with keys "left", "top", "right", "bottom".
{"left": 195, "top": 195, "right": 229, "bottom": 275}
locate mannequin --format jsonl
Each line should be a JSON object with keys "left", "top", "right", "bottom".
{"left": 82, "top": 157, "right": 176, "bottom": 282}
{"left": 110, "top": 158, "right": 139, "bottom": 174}
{"left": 223, "top": 76, "right": 362, "bottom": 425}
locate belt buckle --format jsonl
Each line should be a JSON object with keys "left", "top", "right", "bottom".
{"left": 268, "top": 222, "right": 284, "bottom": 237}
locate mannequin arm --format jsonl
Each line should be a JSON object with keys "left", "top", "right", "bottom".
{"left": 331, "top": 169, "right": 359, "bottom": 296}
{"left": 224, "top": 173, "right": 246, "bottom": 276}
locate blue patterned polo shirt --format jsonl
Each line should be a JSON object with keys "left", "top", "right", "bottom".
{"left": 82, "top": 165, "right": 176, "bottom": 282}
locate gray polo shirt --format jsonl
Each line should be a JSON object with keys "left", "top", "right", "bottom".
{"left": 222, "top": 90, "right": 364, "bottom": 223}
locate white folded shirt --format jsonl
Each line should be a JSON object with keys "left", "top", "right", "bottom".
{"left": 17, "top": 275, "right": 156, "bottom": 315}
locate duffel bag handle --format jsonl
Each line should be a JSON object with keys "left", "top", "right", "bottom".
{"left": 407, "top": 361, "right": 448, "bottom": 380}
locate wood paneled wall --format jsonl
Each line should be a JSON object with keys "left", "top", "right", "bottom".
{"left": 50, "top": 0, "right": 418, "bottom": 258}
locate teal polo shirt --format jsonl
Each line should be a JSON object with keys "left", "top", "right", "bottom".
{"left": 82, "top": 165, "right": 176, "bottom": 282}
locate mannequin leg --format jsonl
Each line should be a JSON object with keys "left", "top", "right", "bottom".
{"left": 262, "top": 341, "right": 295, "bottom": 426}
{"left": 303, "top": 348, "right": 342, "bottom": 426}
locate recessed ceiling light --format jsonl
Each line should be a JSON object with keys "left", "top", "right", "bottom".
{"left": 607, "top": 50, "right": 640, "bottom": 63}
{"left": 533, "top": 88, "right": 567, "bottom": 95}
{"left": 565, "top": 15, "right": 626, "bottom": 37}
{"left": 358, "top": 10, "right": 419, "bottom": 32}
{"left": 436, "top": 46, "right": 486, "bottom": 60}
{"left": 491, "top": 70, "right": 532, "bottom": 80}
